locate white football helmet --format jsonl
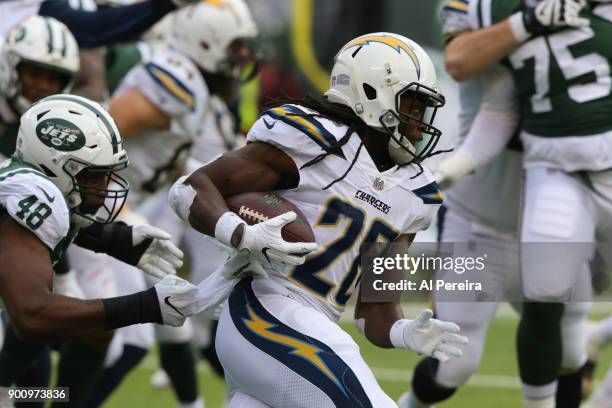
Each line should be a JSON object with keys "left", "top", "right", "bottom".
{"left": 15, "top": 95, "right": 129, "bottom": 224}
{"left": 325, "top": 33, "right": 445, "bottom": 165}
{"left": 169, "top": 0, "right": 258, "bottom": 78}
{"left": 0, "top": 16, "right": 80, "bottom": 114}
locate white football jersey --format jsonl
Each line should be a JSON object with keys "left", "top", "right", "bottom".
{"left": 246, "top": 104, "right": 442, "bottom": 320}
{"left": 115, "top": 48, "right": 210, "bottom": 200}
{"left": 189, "top": 95, "right": 242, "bottom": 167}
{"left": 0, "top": 158, "right": 75, "bottom": 264}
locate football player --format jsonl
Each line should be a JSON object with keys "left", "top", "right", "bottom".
{"left": 407, "top": 1, "right": 609, "bottom": 407}
{"left": 81, "top": 2, "right": 258, "bottom": 407}
{"left": 400, "top": 1, "right": 592, "bottom": 407}
{"left": 170, "top": 32, "right": 468, "bottom": 407}
{"left": 0, "top": 95, "right": 202, "bottom": 405}
{"left": 0, "top": 17, "right": 187, "bottom": 406}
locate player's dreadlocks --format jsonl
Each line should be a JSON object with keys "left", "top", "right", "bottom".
{"left": 263, "top": 94, "right": 370, "bottom": 189}
{"left": 265, "top": 94, "right": 445, "bottom": 189}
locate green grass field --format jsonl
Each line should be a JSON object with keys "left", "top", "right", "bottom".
{"left": 104, "top": 308, "right": 612, "bottom": 407}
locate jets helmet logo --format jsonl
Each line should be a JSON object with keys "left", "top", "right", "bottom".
{"left": 35, "top": 118, "right": 86, "bottom": 152}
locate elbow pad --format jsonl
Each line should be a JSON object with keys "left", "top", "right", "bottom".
{"left": 168, "top": 175, "right": 197, "bottom": 222}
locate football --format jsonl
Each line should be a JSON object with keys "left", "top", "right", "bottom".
{"left": 225, "top": 192, "right": 315, "bottom": 243}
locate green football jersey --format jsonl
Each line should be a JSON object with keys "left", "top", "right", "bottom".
{"left": 477, "top": 0, "right": 612, "bottom": 137}
{"left": 106, "top": 43, "right": 144, "bottom": 95}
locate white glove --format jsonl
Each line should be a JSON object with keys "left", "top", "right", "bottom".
{"left": 221, "top": 252, "right": 268, "bottom": 280}
{"left": 53, "top": 270, "right": 86, "bottom": 299}
{"left": 433, "top": 152, "right": 476, "bottom": 190}
{"left": 390, "top": 309, "right": 468, "bottom": 363}
{"left": 134, "top": 225, "right": 184, "bottom": 279}
{"left": 521, "top": 0, "right": 589, "bottom": 37}
{"left": 238, "top": 211, "right": 318, "bottom": 267}
{"left": 154, "top": 275, "right": 200, "bottom": 327}
{"left": 534, "top": 0, "right": 589, "bottom": 28}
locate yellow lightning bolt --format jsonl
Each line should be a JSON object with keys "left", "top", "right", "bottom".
{"left": 242, "top": 304, "right": 345, "bottom": 393}
{"left": 345, "top": 34, "right": 421, "bottom": 77}
{"left": 271, "top": 107, "right": 327, "bottom": 145}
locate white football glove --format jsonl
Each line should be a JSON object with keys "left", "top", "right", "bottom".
{"left": 134, "top": 225, "right": 184, "bottom": 280}
{"left": 537, "top": 0, "right": 589, "bottom": 28}
{"left": 391, "top": 309, "right": 468, "bottom": 363}
{"left": 523, "top": 0, "right": 589, "bottom": 35}
{"left": 154, "top": 275, "right": 200, "bottom": 327}
{"left": 221, "top": 252, "right": 268, "bottom": 280}
{"left": 433, "top": 152, "right": 476, "bottom": 190}
{"left": 53, "top": 270, "right": 86, "bottom": 299}
{"left": 238, "top": 211, "right": 318, "bottom": 267}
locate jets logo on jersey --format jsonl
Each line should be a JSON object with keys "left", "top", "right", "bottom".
{"left": 35, "top": 119, "right": 85, "bottom": 151}
{"left": 344, "top": 34, "right": 421, "bottom": 78}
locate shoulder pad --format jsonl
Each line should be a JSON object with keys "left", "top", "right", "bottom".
{"left": 117, "top": 49, "right": 207, "bottom": 117}
{"left": 144, "top": 58, "right": 196, "bottom": 111}
{"left": 260, "top": 104, "right": 346, "bottom": 159}
{"left": 0, "top": 168, "right": 70, "bottom": 251}
{"left": 441, "top": 0, "right": 475, "bottom": 42}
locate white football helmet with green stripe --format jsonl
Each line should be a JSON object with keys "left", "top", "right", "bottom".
{"left": 15, "top": 94, "right": 129, "bottom": 224}
{"left": 0, "top": 15, "right": 79, "bottom": 113}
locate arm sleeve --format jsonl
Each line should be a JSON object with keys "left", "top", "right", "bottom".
{"left": 455, "top": 65, "right": 519, "bottom": 167}
{"left": 38, "top": 0, "right": 174, "bottom": 48}
{"left": 73, "top": 222, "right": 149, "bottom": 266}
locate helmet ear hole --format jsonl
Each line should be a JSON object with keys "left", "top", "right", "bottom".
{"left": 362, "top": 83, "right": 377, "bottom": 100}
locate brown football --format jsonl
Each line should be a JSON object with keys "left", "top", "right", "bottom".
{"left": 225, "top": 192, "right": 315, "bottom": 243}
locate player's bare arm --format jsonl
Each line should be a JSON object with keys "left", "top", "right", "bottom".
{"left": 354, "top": 233, "right": 415, "bottom": 348}
{"left": 108, "top": 89, "right": 171, "bottom": 139}
{"left": 0, "top": 216, "right": 109, "bottom": 340}
{"left": 445, "top": 20, "right": 521, "bottom": 80}
{"left": 446, "top": 0, "right": 588, "bottom": 80}
{"left": 355, "top": 235, "right": 468, "bottom": 361}
{"left": 182, "top": 141, "right": 298, "bottom": 240}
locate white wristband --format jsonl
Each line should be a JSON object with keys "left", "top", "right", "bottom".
{"left": 168, "top": 175, "right": 197, "bottom": 222}
{"left": 389, "top": 319, "right": 411, "bottom": 349}
{"left": 509, "top": 11, "right": 531, "bottom": 43}
{"left": 214, "top": 212, "right": 245, "bottom": 247}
